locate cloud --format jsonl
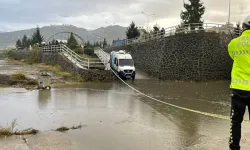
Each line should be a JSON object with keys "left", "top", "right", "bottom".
{"left": 0, "top": 0, "right": 250, "bottom": 31}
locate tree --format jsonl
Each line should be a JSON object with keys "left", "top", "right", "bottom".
{"left": 153, "top": 24, "right": 160, "bottom": 33}
{"left": 103, "top": 38, "right": 107, "bottom": 48}
{"left": 100, "top": 41, "right": 103, "bottom": 48}
{"left": 180, "top": 0, "right": 205, "bottom": 30}
{"left": 86, "top": 41, "right": 91, "bottom": 47}
{"left": 32, "top": 26, "right": 44, "bottom": 45}
{"left": 67, "top": 32, "right": 79, "bottom": 50}
{"left": 27, "top": 38, "right": 32, "bottom": 47}
{"left": 16, "top": 39, "right": 22, "bottom": 48}
{"left": 126, "top": 21, "right": 140, "bottom": 39}
{"left": 22, "top": 35, "right": 28, "bottom": 48}
{"left": 51, "top": 39, "right": 57, "bottom": 45}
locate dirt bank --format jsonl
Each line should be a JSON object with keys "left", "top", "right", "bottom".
{"left": 0, "top": 59, "right": 76, "bottom": 87}
{"left": 0, "top": 74, "right": 37, "bottom": 88}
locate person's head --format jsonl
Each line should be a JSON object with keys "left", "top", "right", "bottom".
{"left": 242, "top": 15, "right": 250, "bottom": 30}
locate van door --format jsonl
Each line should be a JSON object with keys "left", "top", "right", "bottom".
{"left": 114, "top": 57, "right": 118, "bottom": 71}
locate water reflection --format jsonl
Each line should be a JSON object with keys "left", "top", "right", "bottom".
{"left": 38, "top": 90, "right": 51, "bottom": 109}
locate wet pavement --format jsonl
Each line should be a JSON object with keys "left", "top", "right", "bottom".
{"left": 1, "top": 59, "right": 250, "bottom": 149}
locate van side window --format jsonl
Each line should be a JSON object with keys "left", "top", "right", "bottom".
{"left": 114, "top": 58, "right": 117, "bottom": 66}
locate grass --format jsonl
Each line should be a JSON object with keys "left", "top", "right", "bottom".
{"left": 0, "top": 127, "right": 12, "bottom": 136}
{"left": 38, "top": 64, "right": 86, "bottom": 82}
{"left": 38, "top": 64, "right": 71, "bottom": 79}
{"left": 55, "top": 124, "right": 83, "bottom": 132}
{"left": 0, "top": 120, "right": 84, "bottom": 137}
{"left": 0, "top": 119, "right": 38, "bottom": 136}
{"left": 80, "top": 53, "right": 97, "bottom": 59}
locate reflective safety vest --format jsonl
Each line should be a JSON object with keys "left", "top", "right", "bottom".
{"left": 228, "top": 30, "right": 250, "bottom": 91}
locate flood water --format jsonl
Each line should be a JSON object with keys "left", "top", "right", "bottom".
{"left": 1, "top": 59, "right": 250, "bottom": 149}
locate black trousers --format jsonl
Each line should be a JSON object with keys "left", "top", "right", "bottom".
{"left": 229, "top": 89, "right": 250, "bottom": 150}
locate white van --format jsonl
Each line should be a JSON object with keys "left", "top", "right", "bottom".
{"left": 110, "top": 50, "right": 136, "bottom": 80}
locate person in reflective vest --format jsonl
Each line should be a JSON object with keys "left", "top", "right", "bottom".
{"left": 228, "top": 15, "right": 250, "bottom": 150}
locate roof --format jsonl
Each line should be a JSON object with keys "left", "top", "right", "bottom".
{"left": 116, "top": 53, "right": 132, "bottom": 59}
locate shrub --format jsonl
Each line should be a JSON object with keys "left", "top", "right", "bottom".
{"left": 10, "top": 72, "right": 28, "bottom": 81}
{"left": 28, "top": 45, "right": 39, "bottom": 64}
{"left": 84, "top": 47, "right": 94, "bottom": 56}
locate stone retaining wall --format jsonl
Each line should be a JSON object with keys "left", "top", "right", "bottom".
{"left": 105, "top": 32, "right": 233, "bottom": 81}
{"left": 39, "top": 53, "right": 116, "bottom": 81}
{"left": 8, "top": 50, "right": 116, "bottom": 82}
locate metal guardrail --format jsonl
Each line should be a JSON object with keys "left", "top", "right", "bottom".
{"left": 111, "top": 23, "right": 236, "bottom": 47}
{"left": 94, "top": 48, "right": 110, "bottom": 70}
{"left": 40, "top": 44, "right": 105, "bottom": 70}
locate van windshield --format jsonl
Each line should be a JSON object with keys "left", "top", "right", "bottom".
{"left": 119, "top": 59, "right": 134, "bottom": 67}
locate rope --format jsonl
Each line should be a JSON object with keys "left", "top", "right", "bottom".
{"left": 110, "top": 69, "right": 250, "bottom": 123}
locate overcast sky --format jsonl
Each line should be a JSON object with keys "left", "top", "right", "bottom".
{"left": 0, "top": 0, "right": 249, "bottom": 31}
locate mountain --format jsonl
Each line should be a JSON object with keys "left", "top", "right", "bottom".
{"left": 0, "top": 25, "right": 127, "bottom": 49}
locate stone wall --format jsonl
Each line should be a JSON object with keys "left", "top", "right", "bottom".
{"left": 39, "top": 53, "right": 116, "bottom": 81}
{"left": 8, "top": 50, "right": 116, "bottom": 82}
{"left": 105, "top": 32, "right": 233, "bottom": 81}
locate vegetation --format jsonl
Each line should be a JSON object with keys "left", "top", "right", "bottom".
{"left": 180, "top": 0, "right": 205, "bottom": 30}
{"left": 32, "top": 26, "right": 44, "bottom": 45}
{"left": 103, "top": 38, "right": 107, "bottom": 48}
{"left": 84, "top": 48, "right": 95, "bottom": 56}
{"left": 67, "top": 32, "right": 80, "bottom": 51}
{"left": 153, "top": 24, "right": 160, "bottom": 33}
{"left": 0, "top": 120, "right": 84, "bottom": 137}
{"left": 15, "top": 26, "right": 44, "bottom": 49}
{"left": 27, "top": 45, "right": 39, "bottom": 64}
{"left": 0, "top": 119, "right": 39, "bottom": 137}
{"left": 16, "top": 39, "right": 22, "bottom": 48}
{"left": 38, "top": 64, "right": 71, "bottom": 79}
{"left": 126, "top": 21, "right": 140, "bottom": 39}
{"left": 10, "top": 72, "right": 28, "bottom": 81}
{"left": 55, "top": 124, "right": 83, "bottom": 132}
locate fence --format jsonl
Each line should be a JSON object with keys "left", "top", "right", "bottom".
{"left": 40, "top": 44, "right": 105, "bottom": 70}
{"left": 111, "top": 23, "right": 236, "bottom": 47}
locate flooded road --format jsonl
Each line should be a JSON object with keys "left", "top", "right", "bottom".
{"left": 1, "top": 79, "right": 250, "bottom": 149}
{"left": 1, "top": 59, "right": 250, "bottom": 149}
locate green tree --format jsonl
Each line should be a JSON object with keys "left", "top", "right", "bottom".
{"left": 100, "top": 41, "right": 103, "bottom": 48}
{"left": 103, "top": 38, "right": 107, "bottom": 48}
{"left": 86, "top": 41, "right": 91, "bottom": 47}
{"left": 180, "top": 0, "right": 205, "bottom": 30}
{"left": 16, "top": 39, "right": 22, "bottom": 48}
{"left": 67, "top": 32, "right": 79, "bottom": 50}
{"left": 126, "top": 21, "right": 140, "bottom": 39}
{"left": 32, "top": 26, "right": 44, "bottom": 45}
{"left": 27, "top": 38, "right": 32, "bottom": 47}
{"left": 22, "top": 35, "right": 28, "bottom": 48}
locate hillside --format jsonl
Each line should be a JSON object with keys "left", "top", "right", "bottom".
{"left": 0, "top": 25, "right": 127, "bottom": 49}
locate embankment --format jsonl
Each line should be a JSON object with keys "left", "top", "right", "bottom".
{"left": 105, "top": 32, "right": 233, "bottom": 81}
{"left": 8, "top": 50, "right": 116, "bottom": 82}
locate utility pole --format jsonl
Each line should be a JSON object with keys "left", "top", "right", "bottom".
{"left": 228, "top": 0, "right": 231, "bottom": 24}
{"left": 142, "top": 12, "right": 155, "bottom": 32}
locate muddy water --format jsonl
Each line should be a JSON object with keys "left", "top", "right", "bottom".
{"left": 1, "top": 59, "right": 250, "bottom": 149}
{"left": 1, "top": 79, "right": 250, "bottom": 149}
